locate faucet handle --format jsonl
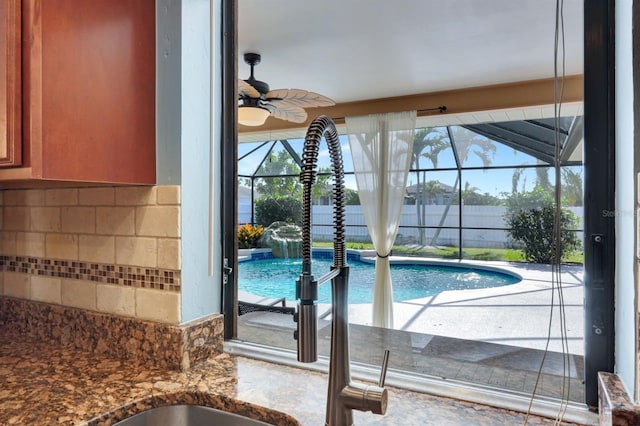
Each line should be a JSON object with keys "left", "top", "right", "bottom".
{"left": 342, "top": 382, "right": 388, "bottom": 416}
{"left": 378, "top": 349, "right": 390, "bottom": 387}
{"left": 340, "top": 349, "right": 390, "bottom": 416}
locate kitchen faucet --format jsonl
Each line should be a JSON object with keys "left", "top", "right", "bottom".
{"left": 294, "top": 115, "right": 389, "bottom": 426}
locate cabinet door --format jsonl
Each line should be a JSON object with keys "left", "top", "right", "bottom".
{"left": 0, "top": 0, "right": 21, "bottom": 167}
{"left": 28, "top": 0, "right": 156, "bottom": 184}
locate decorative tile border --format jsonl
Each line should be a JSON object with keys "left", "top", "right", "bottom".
{"left": 0, "top": 255, "right": 181, "bottom": 292}
{"left": 0, "top": 296, "right": 222, "bottom": 370}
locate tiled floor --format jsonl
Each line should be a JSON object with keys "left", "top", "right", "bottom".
{"left": 237, "top": 261, "right": 585, "bottom": 403}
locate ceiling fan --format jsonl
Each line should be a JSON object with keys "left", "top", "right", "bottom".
{"left": 238, "top": 53, "right": 335, "bottom": 126}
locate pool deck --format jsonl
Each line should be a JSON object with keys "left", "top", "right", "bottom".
{"left": 342, "top": 258, "right": 584, "bottom": 356}
{"left": 238, "top": 258, "right": 585, "bottom": 402}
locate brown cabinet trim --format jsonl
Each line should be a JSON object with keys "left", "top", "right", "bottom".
{"left": 0, "top": 0, "right": 22, "bottom": 167}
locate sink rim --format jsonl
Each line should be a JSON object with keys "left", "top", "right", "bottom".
{"left": 112, "top": 404, "right": 273, "bottom": 426}
{"left": 88, "top": 390, "right": 300, "bottom": 426}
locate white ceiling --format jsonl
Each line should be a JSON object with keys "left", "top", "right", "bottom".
{"left": 238, "top": 0, "right": 584, "bottom": 104}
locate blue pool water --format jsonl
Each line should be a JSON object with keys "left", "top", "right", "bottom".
{"left": 238, "top": 257, "right": 521, "bottom": 304}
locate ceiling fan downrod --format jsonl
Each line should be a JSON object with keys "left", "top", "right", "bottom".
{"left": 243, "top": 53, "right": 270, "bottom": 94}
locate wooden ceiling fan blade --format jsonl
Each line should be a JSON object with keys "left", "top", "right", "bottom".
{"left": 266, "top": 89, "right": 335, "bottom": 108}
{"left": 265, "top": 102, "right": 308, "bottom": 123}
{"left": 238, "top": 79, "right": 261, "bottom": 98}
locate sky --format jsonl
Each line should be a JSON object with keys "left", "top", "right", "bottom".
{"left": 238, "top": 126, "right": 581, "bottom": 198}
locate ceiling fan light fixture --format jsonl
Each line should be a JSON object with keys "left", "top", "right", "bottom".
{"left": 238, "top": 53, "right": 334, "bottom": 126}
{"left": 238, "top": 106, "right": 270, "bottom": 126}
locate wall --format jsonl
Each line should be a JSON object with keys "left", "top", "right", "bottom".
{"left": 615, "top": 0, "right": 637, "bottom": 401}
{"left": 154, "top": 0, "right": 219, "bottom": 322}
{"left": 177, "top": 0, "right": 219, "bottom": 322}
{"left": 0, "top": 186, "right": 182, "bottom": 324}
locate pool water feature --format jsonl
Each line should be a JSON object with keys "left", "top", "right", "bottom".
{"left": 238, "top": 257, "right": 521, "bottom": 304}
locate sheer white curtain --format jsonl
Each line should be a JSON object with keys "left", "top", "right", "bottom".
{"left": 346, "top": 111, "right": 416, "bottom": 328}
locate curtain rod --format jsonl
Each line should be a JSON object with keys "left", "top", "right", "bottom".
{"left": 329, "top": 105, "right": 447, "bottom": 123}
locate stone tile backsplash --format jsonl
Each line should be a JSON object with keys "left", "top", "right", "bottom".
{"left": 0, "top": 186, "right": 182, "bottom": 324}
{"left": 0, "top": 186, "right": 225, "bottom": 371}
{"left": 0, "top": 296, "right": 223, "bottom": 370}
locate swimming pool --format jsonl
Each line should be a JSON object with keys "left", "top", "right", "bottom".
{"left": 238, "top": 256, "right": 521, "bottom": 304}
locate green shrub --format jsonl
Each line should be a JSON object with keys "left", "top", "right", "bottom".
{"left": 505, "top": 203, "right": 580, "bottom": 263}
{"left": 255, "top": 196, "right": 302, "bottom": 226}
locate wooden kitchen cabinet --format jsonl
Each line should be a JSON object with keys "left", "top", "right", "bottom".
{"left": 0, "top": 0, "right": 21, "bottom": 168}
{"left": 0, "top": 0, "right": 156, "bottom": 186}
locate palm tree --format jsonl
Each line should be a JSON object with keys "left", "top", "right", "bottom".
{"left": 411, "top": 128, "right": 450, "bottom": 244}
{"left": 423, "top": 180, "right": 445, "bottom": 204}
{"left": 561, "top": 168, "right": 583, "bottom": 206}
{"left": 535, "top": 165, "right": 553, "bottom": 194}
{"left": 453, "top": 129, "right": 496, "bottom": 165}
{"left": 511, "top": 168, "right": 524, "bottom": 194}
{"left": 461, "top": 181, "right": 480, "bottom": 204}
{"left": 429, "top": 128, "right": 496, "bottom": 246}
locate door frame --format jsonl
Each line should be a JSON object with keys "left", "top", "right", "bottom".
{"left": 220, "top": 0, "right": 619, "bottom": 407}
{"left": 221, "top": 0, "right": 238, "bottom": 340}
{"left": 583, "top": 0, "right": 616, "bottom": 408}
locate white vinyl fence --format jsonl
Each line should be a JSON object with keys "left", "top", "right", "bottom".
{"left": 240, "top": 204, "right": 584, "bottom": 249}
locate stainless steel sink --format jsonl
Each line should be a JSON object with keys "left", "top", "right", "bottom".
{"left": 113, "top": 404, "right": 273, "bottom": 426}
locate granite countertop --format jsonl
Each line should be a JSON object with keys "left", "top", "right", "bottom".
{"left": 0, "top": 330, "right": 583, "bottom": 426}
{"left": 0, "top": 331, "right": 296, "bottom": 426}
